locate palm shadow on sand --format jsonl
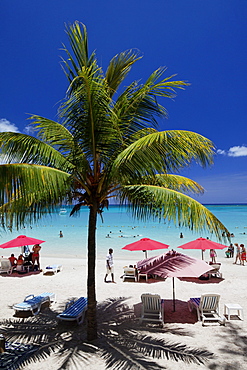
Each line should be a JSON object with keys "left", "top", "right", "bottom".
{"left": 0, "top": 297, "right": 215, "bottom": 369}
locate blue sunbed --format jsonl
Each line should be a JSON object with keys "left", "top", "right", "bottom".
{"left": 13, "top": 292, "right": 56, "bottom": 316}
{"left": 57, "top": 297, "right": 88, "bottom": 324}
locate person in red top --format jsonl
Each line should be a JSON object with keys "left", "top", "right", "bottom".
{"left": 8, "top": 253, "right": 17, "bottom": 266}
{"left": 240, "top": 244, "right": 246, "bottom": 266}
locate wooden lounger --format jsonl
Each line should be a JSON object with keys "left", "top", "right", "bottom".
{"left": 57, "top": 297, "right": 88, "bottom": 324}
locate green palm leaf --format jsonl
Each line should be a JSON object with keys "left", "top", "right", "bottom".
{"left": 113, "top": 130, "right": 214, "bottom": 181}
{"left": 119, "top": 184, "right": 228, "bottom": 240}
{"left": 105, "top": 49, "right": 143, "bottom": 97}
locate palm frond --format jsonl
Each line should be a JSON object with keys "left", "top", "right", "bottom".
{"left": 113, "top": 130, "right": 215, "bottom": 181}
{"left": 61, "top": 21, "right": 98, "bottom": 83}
{"left": 153, "top": 174, "right": 204, "bottom": 194}
{"left": 60, "top": 70, "right": 120, "bottom": 167}
{"left": 29, "top": 115, "right": 90, "bottom": 173}
{"left": 113, "top": 69, "right": 189, "bottom": 139}
{"left": 0, "top": 164, "right": 71, "bottom": 229}
{"left": 105, "top": 49, "right": 143, "bottom": 97}
{"left": 118, "top": 184, "right": 229, "bottom": 240}
{"left": 0, "top": 131, "right": 73, "bottom": 172}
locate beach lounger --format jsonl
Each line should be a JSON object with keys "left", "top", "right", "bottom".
{"left": 123, "top": 267, "right": 137, "bottom": 282}
{"left": 13, "top": 292, "right": 56, "bottom": 316}
{"left": 57, "top": 297, "right": 88, "bottom": 324}
{"left": 140, "top": 293, "right": 164, "bottom": 326}
{"left": 188, "top": 293, "right": 225, "bottom": 326}
{"left": 207, "top": 263, "right": 222, "bottom": 279}
{"left": 0, "top": 259, "right": 15, "bottom": 275}
{"left": 43, "top": 264, "right": 63, "bottom": 275}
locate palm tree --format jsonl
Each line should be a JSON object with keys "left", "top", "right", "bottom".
{"left": 0, "top": 22, "right": 228, "bottom": 341}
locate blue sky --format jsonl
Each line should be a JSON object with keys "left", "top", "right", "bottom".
{"left": 1, "top": 0, "right": 247, "bottom": 203}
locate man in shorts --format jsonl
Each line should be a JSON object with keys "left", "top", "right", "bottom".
{"left": 104, "top": 248, "right": 115, "bottom": 283}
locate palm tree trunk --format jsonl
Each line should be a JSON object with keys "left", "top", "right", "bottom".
{"left": 87, "top": 203, "right": 98, "bottom": 341}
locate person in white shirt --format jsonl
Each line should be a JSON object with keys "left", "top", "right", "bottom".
{"left": 104, "top": 248, "right": 116, "bottom": 283}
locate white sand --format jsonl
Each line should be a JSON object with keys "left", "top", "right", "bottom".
{"left": 1, "top": 254, "right": 247, "bottom": 369}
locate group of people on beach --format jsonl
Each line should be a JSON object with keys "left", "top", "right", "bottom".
{"left": 224, "top": 243, "right": 246, "bottom": 265}
{"left": 233, "top": 243, "right": 246, "bottom": 266}
{"left": 8, "top": 244, "right": 42, "bottom": 272}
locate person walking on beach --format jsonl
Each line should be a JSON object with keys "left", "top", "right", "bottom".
{"left": 240, "top": 244, "right": 246, "bottom": 266}
{"left": 234, "top": 243, "right": 241, "bottom": 264}
{"left": 104, "top": 248, "right": 115, "bottom": 283}
{"left": 210, "top": 249, "right": 217, "bottom": 263}
{"left": 32, "top": 244, "right": 41, "bottom": 270}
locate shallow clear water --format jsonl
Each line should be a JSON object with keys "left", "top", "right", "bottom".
{"left": 0, "top": 204, "right": 247, "bottom": 261}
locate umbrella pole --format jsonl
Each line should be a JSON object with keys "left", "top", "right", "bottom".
{"left": 202, "top": 249, "right": 205, "bottom": 260}
{"left": 145, "top": 250, "right": 147, "bottom": 259}
{"left": 172, "top": 277, "right": 176, "bottom": 312}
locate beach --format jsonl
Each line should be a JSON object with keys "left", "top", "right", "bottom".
{"left": 1, "top": 252, "right": 247, "bottom": 369}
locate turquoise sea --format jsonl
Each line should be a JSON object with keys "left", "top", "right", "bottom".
{"left": 0, "top": 205, "right": 247, "bottom": 261}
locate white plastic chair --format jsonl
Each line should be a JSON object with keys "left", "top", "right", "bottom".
{"left": 0, "top": 259, "right": 15, "bottom": 275}
{"left": 188, "top": 293, "right": 225, "bottom": 326}
{"left": 140, "top": 293, "right": 164, "bottom": 326}
{"left": 123, "top": 267, "right": 137, "bottom": 282}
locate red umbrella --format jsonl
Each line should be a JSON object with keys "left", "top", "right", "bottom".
{"left": 137, "top": 251, "right": 212, "bottom": 311}
{"left": 0, "top": 235, "right": 45, "bottom": 249}
{"left": 177, "top": 237, "right": 227, "bottom": 259}
{"left": 122, "top": 238, "right": 169, "bottom": 258}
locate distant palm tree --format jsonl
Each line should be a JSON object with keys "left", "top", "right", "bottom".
{"left": 0, "top": 22, "right": 228, "bottom": 341}
{"left": 0, "top": 298, "right": 214, "bottom": 369}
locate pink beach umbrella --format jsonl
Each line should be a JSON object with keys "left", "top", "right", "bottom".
{"left": 0, "top": 235, "right": 45, "bottom": 249}
{"left": 177, "top": 237, "right": 227, "bottom": 260}
{"left": 137, "top": 251, "right": 212, "bottom": 311}
{"left": 122, "top": 238, "right": 169, "bottom": 258}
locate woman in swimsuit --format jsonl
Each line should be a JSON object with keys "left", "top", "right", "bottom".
{"left": 32, "top": 244, "right": 41, "bottom": 270}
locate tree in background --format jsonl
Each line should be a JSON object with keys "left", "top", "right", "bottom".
{"left": 0, "top": 22, "right": 228, "bottom": 341}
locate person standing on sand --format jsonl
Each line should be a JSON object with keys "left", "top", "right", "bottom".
{"left": 210, "top": 249, "right": 217, "bottom": 263}
{"left": 104, "top": 248, "right": 116, "bottom": 283}
{"left": 234, "top": 243, "right": 241, "bottom": 264}
{"left": 32, "top": 244, "right": 41, "bottom": 270}
{"left": 240, "top": 244, "right": 246, "bottom": 266}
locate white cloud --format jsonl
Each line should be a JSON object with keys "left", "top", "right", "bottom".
{"left": 217, "top": 149, "right": 226, "bottom": 155}
{"left": 217, "top": 145, "right": 247, "bottom": 157}
{"left": 0, "top": 118, "right": 20, "bottom": 133}
{"left": 228, "top": 146, "right": 247, "bottom": 157}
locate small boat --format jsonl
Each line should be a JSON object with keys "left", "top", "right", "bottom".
{"left": 59, "top": 208, "right": 67, "bottom": 215}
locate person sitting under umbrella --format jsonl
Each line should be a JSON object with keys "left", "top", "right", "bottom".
{"left": 16, "top": 254, "right": 24, "bottom": 272}
{"left": 8, "top": 253, "right": 17, "bottom": 266}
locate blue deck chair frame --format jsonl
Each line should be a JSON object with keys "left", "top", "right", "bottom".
{"left": 13, "top": 292, "right": 56, "bottom": 316}
{"left": 57, "top": 297, "right": 88, "bottom": 324}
